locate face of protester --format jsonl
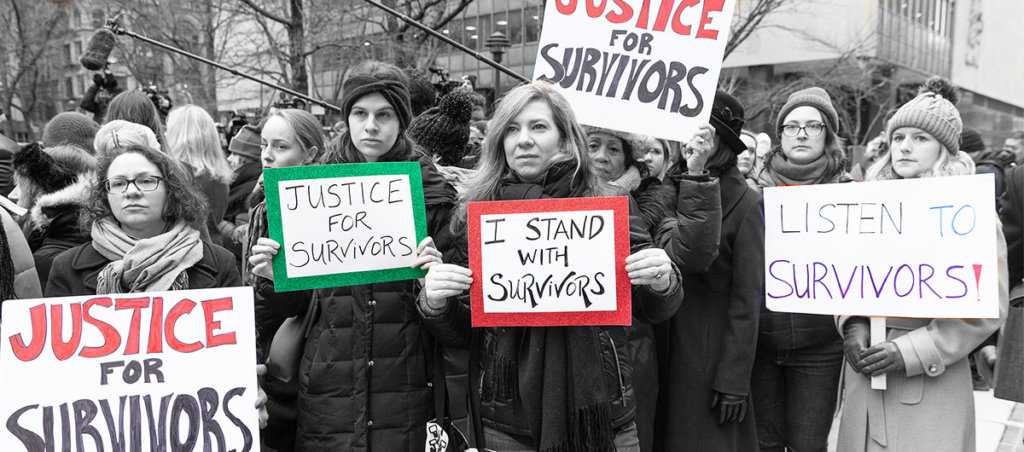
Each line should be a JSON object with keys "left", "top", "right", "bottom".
{"left": 1006, "top": 137, "right": 1024, "bottom": 164}
{"left": 469, "top": 126, "right": 484, "bottom": 147}
{"left": 107, "top": 152, "right": 168, "bottom": 239}
{"left": 349, "top": 93, "right": 401, "bottom": 162}
{"left": 780, "top": 106, "right": 828, "bottom": 165}
{"left": 261, "top": 116, "right": 309, "bottom": 169}
{"left": 890, "top": 126, "right": 943, "bottom": 179}
{"left": 737, "top": 134, "right": 757, "bottom": 175}
{"left": 640, "top": 141, "right": 668, "bottom": 180}
{"left": 503, "top": 100, "right": 566, "bottom": 181}
{"left": 588, "top": 133, "right": 628, "bottom": 182}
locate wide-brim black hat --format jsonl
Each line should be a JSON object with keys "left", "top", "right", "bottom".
{"left": 708, "top": 90, "right": 747, "bottom": 154}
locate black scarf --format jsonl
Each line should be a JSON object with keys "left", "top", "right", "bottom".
{"left": 490, "top": 161, "right": 614, "bottom": 452}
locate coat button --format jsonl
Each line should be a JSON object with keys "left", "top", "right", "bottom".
{"left": 427, "top": 382, "right": 433, "bottom": 387}
{"left": 368, "top": 299, "right": 376, "bottom": 306}
{"left": 367, "top": 420, "right": 373, "bottom": 427}
{"left": 928, "top": 364, "right": 938, "bottom": 373}
{"left": 368, "top": 360, "right": 375, "bottom": 367}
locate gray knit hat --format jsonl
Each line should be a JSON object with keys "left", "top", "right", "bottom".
{"left": 42, "top": 112, "right": 99, "bottom": 154}
{"left": 584, "top": 126, "right": 637, "bottom": 155}
{"left": 886, "top": 77, "right": 962, "bottom": 154}
{"left": 775, "top": 87, "right": 840, "bottom": 134}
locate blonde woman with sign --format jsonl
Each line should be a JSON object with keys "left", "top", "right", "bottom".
{"left": 247, "top": 61, "right": 457, "bottom": 451}
{"left": 419, "top": 81, "right": 683, "bottom": 451}
{"left": 838, "top": 77, "right": 1008, "bottom": 452}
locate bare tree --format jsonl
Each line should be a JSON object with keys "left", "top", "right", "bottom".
{"left": 0, "top": 0, "right": 69, "bottom": 140}
{"left": 726, "top": 0, "right": 798, "bottom": 59}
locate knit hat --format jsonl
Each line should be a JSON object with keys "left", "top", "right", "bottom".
{"left": 42, "top": 112, "right": 99, "bottom": 154}
{"left": 710, "top": 90, "right": 747, "bottom": 154}
{"left": 94, "top": 120, "right": 162, "bottom": 156}
{"left": 228, "top": 124, "right": 261, "bottom": 160}
{"left": 341, "top": 67, "right": 413, "bottom": 132}
{"left": 886, "top": 77, "right": 962, "bottom": 154}
{"left": 407, "top": 90, "right": 473, "bottom": 160}
{"left": 405, "top": 68, "right": 438, "bottom": 117}
{"left": 775, "top": 87, "right": 840, "bottom": 135}
{"left": 584, "top": 126, "right": 637, "bottom": 155}
{"left": 629, "top": 134, "right": 660, "bottom": 158}
{"left": 13, "top": 143, "right": 78, "bottom": 194}
{"left": 960, "top": 127, "right": 985, "bottom": 154}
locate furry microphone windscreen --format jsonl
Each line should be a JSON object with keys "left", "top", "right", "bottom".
{"left": 80, "top": 28, "right": 116, "bottom": 71}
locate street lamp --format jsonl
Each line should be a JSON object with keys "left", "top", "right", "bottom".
{"left": 485, "top": 31, "right": 511, "bottom": 98}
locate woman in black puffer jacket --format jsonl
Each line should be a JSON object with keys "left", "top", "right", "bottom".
{"left": 248, "top": 61, "right": 457, "bottom": 452}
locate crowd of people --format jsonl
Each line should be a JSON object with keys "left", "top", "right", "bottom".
{"left": 0, "top": 59, "right": 1020, "bottom": 452}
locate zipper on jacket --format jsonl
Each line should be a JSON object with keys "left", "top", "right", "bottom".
{"left": 605, "top": 333, "right": 626, "bottom": 401}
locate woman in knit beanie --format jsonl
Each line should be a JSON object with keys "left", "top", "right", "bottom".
{"left": 584, "top": 126, "right": 648, "bottom": 191}
{"left": 750, "top": 86, "right": 849, "bottom": 452}
{"left": 248, "top": 60, "right": 457, "bottom": 452}
{"left": 755, "top": 86, "right": 852, "bottom": 188}
{"left": 837, "top": 77, "right": 1004, "bottom": 452}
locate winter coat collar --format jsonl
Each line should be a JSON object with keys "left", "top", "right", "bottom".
{"left": 717, "top": 166, "right": 755, "bottom": 218}
{"left": 30, "top": 176, "right": 91, "bottom": 231}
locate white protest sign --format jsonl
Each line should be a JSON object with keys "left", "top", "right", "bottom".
{"left": 0, "top": 287, "right": 260, "bottom": 451}
{"left": 764, "top": 174, "right": 999, "bottom": 319}
{"left": 533, "top": 0, "right": 737, "bottom": 142}
{"left": 468, "top": 197, "right": 631, "bottom": 327}
{"left": 264, "top": 162, "right": 429, "bottom": 291}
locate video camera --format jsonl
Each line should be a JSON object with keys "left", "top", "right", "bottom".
{"left": 143, "top": 84, "right": 173, "bottom": 118}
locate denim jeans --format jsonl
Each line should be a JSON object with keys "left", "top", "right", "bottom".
{"left": 751, "top": 340, "right": 843, "bottom": 452}
{"left": 483, "top": 421, "right": 640, "bottom": 451}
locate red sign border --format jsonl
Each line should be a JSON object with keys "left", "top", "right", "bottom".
{"left": 468, "top": 196, "right": 632, "bottom": 327}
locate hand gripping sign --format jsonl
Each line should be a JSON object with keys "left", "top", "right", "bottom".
{"left": 264, "top": 162, "right": 429, "bottom": 291}
{"left": 468, "top": 196, "right": 632, "bottom": 327}
{"left": 764, "top": 174, "right": 1000, "bottom": 320}
{"left": 0, "top": 287, "right": 259, "bottom": 452}
{"left": 533, "top": 0, "right": 737, "bottom": 142}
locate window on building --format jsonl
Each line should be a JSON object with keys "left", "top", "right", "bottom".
{"left": 73, "top": 41, "right": 83, "bottom": 62}
{"left": 65, "top": 77, "right": 75, "bottom": 98}
{"left": 72, "top": 7, "right": 82, "bottom": 28}
{"left": 64, "top": 44, "right": 73, "bottom": 66}
{"left": 526, "top": 6, "right": 541, "bottom": 43}
{"left": 92, "top": 9, "right": 105, "bottom": 28}
{"left": 507, "top": 8, "right": 524, "bottom": 45}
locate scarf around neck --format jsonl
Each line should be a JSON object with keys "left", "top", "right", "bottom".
{"left": 489, "top": 165, "right": 614, "bottom": 451}
{"left": 91, "top": 217, "right": 203, "bottom": 294}
{"left": 608, "top": 165, "right": 642, "bottom": 192}
{"left": 763, "top": 151, "right": 833, "bottom": 186}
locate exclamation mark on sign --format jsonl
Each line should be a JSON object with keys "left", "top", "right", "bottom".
{"left": 973, "top": 264, "right": 983, "bottom": 301}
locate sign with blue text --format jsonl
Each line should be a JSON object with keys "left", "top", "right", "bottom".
{"left": 764, "top": 174, "right": 999, "bottom": 319}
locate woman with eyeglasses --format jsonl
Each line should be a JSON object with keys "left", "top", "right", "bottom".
{"left": 45, "top": 144, "right": 240, "bottom": 296}
{"left": 750, "top": 87, "right": 851, "bottom": 452}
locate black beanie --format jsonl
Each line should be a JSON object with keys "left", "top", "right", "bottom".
{"left": 341, "top": 74, "right": 413, "bottom": 132}
{"left": 960, "top": 127, "right": 985, "bottom": 153}
{"left": 13, "top": 143, "right": 78, "bottom": 194}
{"left": 407, "top": 90, "right": 473, "bottom": 163}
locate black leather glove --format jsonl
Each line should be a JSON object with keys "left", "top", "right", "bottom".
{"left": 842, "top": 317, "right": 870, "bottom": 374}
{"left": 858, "top": 341, "right": 905, "bottom": 377}
{"left": 710, "top": 391, "right": 747, "bottom": 424}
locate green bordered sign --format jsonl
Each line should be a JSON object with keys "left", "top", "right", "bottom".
{"left": 264, "top": 162, "right": 428, "bottom": 291}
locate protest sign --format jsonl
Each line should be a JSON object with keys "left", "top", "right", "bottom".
{"left": 264, "top": 162, "right": 428, "bottom": 291}
{"left": 468, "top": 197, "right": 631, "bottom": 327}
{"left": 0, "top": 287, "right": 259, "bottom": 452}
{"left": 532, "top": 0, "right": 737, "bottom": 142}
{"left": 764, "top": 174, "right": 999, "bottom": 319}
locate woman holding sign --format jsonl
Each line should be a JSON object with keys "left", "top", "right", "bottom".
{"left": 248, "top": 61, "right": 457, "bottom": 452}
{"left": 750, "top": 86, "right": 851, "bottom": 452}
{"left": 45, "top": 144, "right": 241, "bottom": 296}
{"left": 838, "top": 78, "right": 1007, "bottom": 451}
{"left": 419, "top": 80, "right": 684, "bottom": 451}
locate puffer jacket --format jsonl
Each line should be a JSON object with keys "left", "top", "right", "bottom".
{"left": 25, "top": 177, "right": 90, "bottom": 287}
{"left": 258, "top": 279, "right": 436, "bottom": 452}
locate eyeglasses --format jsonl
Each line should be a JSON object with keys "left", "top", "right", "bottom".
{"left": 105, "top": 176, "right": 163, "bottom": 194}
{"left": 781, "top": 123, "right": 825, "bottom": 137}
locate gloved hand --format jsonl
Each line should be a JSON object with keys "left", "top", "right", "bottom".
{"left": 857, "top": 342, "right": 905, "bottom": 377}
{"left": 842, "top": 317, "right": 870, "bottom": 374}
{"left": 710, "top": 391, "right": 747, "bottom": 424}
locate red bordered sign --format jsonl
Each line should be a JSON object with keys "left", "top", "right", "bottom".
{"left": 468, "top": 196, "right": 631, "bottom": 327}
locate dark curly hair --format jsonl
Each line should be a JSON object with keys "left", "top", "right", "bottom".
{"left": 81, "top": 145, "right": 208, "bottom": 232}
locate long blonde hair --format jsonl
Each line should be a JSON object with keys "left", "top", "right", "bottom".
{"left": 451, "top": 81, "right": 604, "bottom": 232}
{"left": 865, "top": 142, "right": 975, "bottom": 181}
{"left": 165, "top": 105, "right": 234, "bottom": 184}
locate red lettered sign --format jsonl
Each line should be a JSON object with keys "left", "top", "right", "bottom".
{"left": 468, "top": 197, "right": 631, "bottom": 327}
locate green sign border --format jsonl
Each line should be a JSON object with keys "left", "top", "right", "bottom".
{"left": 263, "top": 162, "right": 428, "bottom": 292}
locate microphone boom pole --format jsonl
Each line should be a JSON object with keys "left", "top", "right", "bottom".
{"left": 360, "top": 0, "right": 529, "bottom": 83}
{"left": 105, "top": 17, "right": 342, "bottom": 112}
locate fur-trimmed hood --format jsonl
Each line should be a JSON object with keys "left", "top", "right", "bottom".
{"left": 29, "top": 175, "right": 92, "bottom": 232}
